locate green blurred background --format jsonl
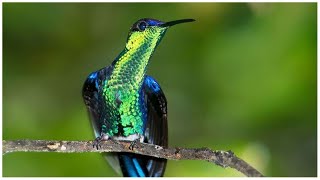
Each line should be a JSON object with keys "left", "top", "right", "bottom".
{"left": 3, "top": 3, "right": 317, "bottom": 177}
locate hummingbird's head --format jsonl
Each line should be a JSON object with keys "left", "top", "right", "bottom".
{"left": 126, "top": 18, "right": 195, "bottom": 50}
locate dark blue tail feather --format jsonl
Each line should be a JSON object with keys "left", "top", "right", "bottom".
{"left": 118, "top": 153, "right": 149, "bottom": 177}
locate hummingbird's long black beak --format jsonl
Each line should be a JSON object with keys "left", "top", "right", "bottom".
{"left": 160, "top": 19, "right": 195, "bottom": 27}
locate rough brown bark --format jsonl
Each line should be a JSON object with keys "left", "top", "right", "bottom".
{"left": 3, "top": 139, "right": 264, "bottom": 177}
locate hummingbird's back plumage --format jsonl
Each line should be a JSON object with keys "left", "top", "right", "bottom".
{"left": 82, "top": 18, "right": 194, "bottom": 177}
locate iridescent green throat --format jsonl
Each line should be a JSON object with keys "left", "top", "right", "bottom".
{"left": 102, "top": 27, "right": 166, "bottom": 137}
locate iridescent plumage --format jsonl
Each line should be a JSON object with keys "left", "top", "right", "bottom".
{"left": 82, "top": 18, "right": 194, "bottom": 177}
{"left": 102, "top": 19, "right": 167, "bottom": 136}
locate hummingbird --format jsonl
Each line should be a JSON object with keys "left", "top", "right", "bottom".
{"left": 82, "top": 18, "right": 195, "bottom": 177}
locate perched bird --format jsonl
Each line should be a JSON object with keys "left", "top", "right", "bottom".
{"left": 82, "top": 18, "right": 195, "bottom": 177}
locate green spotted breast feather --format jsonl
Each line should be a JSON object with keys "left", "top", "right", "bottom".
{"left": 101, "top": 25, "right": 168, "bottom": 137}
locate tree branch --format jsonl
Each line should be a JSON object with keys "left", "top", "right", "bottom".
{"left": 3, "top": 139, "right": 263, "bottom": 177}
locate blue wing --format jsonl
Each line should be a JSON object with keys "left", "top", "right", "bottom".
{"left": 82, "top": 66, "right": 113, "bottom": 138}
{"left": 83, "top": 66, "right": 124, "bottom": 175}
{"left": 118, "top": 76, "right": 168, "bottom": 177}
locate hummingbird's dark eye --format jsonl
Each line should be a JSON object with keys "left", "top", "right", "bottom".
{"left": 137, "top": 21, "right": 147, "bottom": 31}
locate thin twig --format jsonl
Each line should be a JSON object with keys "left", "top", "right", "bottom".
{"left": 2, "top": 139, "right": 264, "bottom": 177}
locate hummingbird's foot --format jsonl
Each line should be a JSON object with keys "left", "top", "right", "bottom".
{"left": 129, "top": 139, "right": 140, "bottom": 150}
{"left": 93, "top": 133, "right": 109, "bottom": 150}
{"left": 93, "top": 137, "right": 102, "bottom": 150}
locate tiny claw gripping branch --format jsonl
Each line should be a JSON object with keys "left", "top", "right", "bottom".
{"left": 92, "top": 137, "right": 102, "bottom": 150}
{"left": 128, "top": 139, "right": 140, "bottom": 151}
{"left": 93, "top": 133, "right": 109, "bottom": 150}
